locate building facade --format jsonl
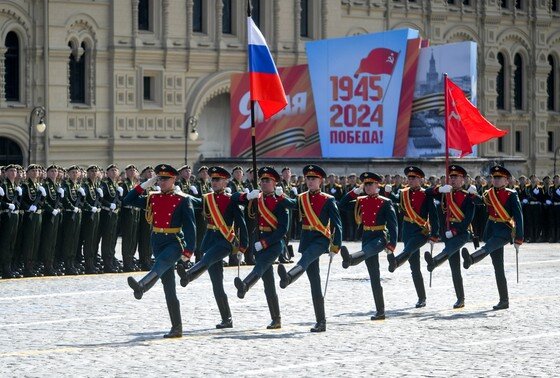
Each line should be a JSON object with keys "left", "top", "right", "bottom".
{"left": 0, "top": 0, "right": 559, "bottom": 177}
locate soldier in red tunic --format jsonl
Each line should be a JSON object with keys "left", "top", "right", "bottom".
{"left": 124, "top": 164, "right": 197, "bottom": 338}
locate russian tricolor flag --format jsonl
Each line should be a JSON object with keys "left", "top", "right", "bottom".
{"left": 247, "top": 17, "right": 287, "bottom": 120}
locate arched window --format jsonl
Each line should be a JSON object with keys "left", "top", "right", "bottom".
{"left": 69, "top": 41, "right": 86, "bottom": 104}
{"left": 514, "top": 53, "right": 523, "bottom": 110}
{"left": 0, "top": 137, "right": 23, "bottom": 166}
{"left": 497, "top": 52, "right": 506, "bottom": 110}
{"left": 547, "top": 55, "right": 556, "bottom": 111}
{"left": 4, "top": 31, "right": 20, "bottom": 102}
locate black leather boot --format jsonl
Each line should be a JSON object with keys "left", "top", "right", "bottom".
{"left": 340, "top": 246, "right": 351, "bottom": 269}
{"left": 452, "top": 267, "right": 465, "bottom": 309}
{"left": 310, "top": 296, "right": 326, "bottom": 332}
{"left": 389, "top": 251, "right": 409, "bottom": 273}
{"left": 163, "top": 299, "right": 183, "bottom": 338}
{"left": 177, "top": 261, "right": 207, "bottom": 287}
{"left": 2, "top": 264, "right": 16, "bottom": 279}
{"left": 453, "top": 298, "right": 465, "bottom": 309}
{"left": 492, "top": 300, "right": 509, "bottom": 310}
{"left": 234, "top": 271, "right": 260, "bottom": 299}
{"left": 371, "top": 285, "right": 385, "bottom": 320}
{"left": 425, "top": 251, "right": 448, "bottom": 272}
{"left": 278, "top": 264, "right": 305, "bottom": 289}
{"left": 127, "top": 271, "right": 158, "bottom": 300}
{"left": 387, "top": 252, "right": 397, "bottom": 272}
{"left": 215, "top": 296, "right": 233, "bottom": 329}
{"left": 266, "top": 295, "right": 281, "bottom": 329}
{"left": 413, "top": 276, "right": 426, "bottom": 308}
{"left": 344, "top": 250, "right": 366, "bottom": 269}
{"left": 463, "top": 247, "right": 487, "bottom": 269}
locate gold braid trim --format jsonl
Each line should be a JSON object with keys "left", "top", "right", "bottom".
{"left": 145, "top": 192, "right": 154, "bottom": 224}
{"left": 248, "top": 199, "right": 256, "bottom": 220}
{"left": 354, "top": 198, "right": 362, "bottom": 225}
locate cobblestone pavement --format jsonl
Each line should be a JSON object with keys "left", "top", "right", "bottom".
{"left": 1, "top": 241, "right": 559, "bottom": 377}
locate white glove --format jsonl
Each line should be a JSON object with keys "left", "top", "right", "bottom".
{"left": 15, "top": 186, "right": 22, "bottom": 196}
{"left": 109, "top": 203, "right": 117, "bottom": 210}
{"left": 96, "top": 188, "right": 104, "bottom": 197}
{"left": 237, "top": 251, "right": 244, "bottom": 263}
{"left": 8, "top": 203, "right": 16, "bottom": 211}
{"left": 57, "top": 187, "right": 65, "bottom": 198}
{"left": 384, "top": 185, "right": 392, "bottom": 193}
{"left": 154, "top": 185, "right": 161, "bottom": 192}
{"left": 546, "top": 200, "right": 552, "bottom": 205}
{"left": 434, "top": 200, "right": 441, "bottom": 206}
{"left": 329, "top": 251, "right": 337, "bottom": 258}
{"left": 225, "top": 187, "right": 232, "bottom": 194}
{"left": 116, "top": 186, "right": 124, "bottom": 196}
{"left": 247, "top": 189, "right": 260, "bottom": 200}
{"left": 275, "top": 186, "right": 283, "bottom": 196}
{"left": 73, "top": 206, "right": 80, "bottom": 213}
{"left": 330, "top": 188, "right": 336, "bottom": 194}
{"left": 52, "top": 209, "right": 60, "bottom": 216}
{"left": 556, "top": 188, "right": 560, "bottom": 196}
{"left": 514, "top": 243, "right": 520, "bottom": 254}
{"left": 174, "top": 185, "right": 182, "bottom": 194}
{"left": 38, "top": 186, "right": 46, "bottom": 197}
{"left": 243, "top": 188, "right": 250, "bottom": 194}
{"left": 140, "top": 177, "right": 158, "bottom": 190}
{"left": 533, "top": 188, "right": 539, "bottom": 195}
{"left": 0, "top": 187, "right": 4, "bottom": 197}
{"left": 208, "top": 188, "right": 214, "bottom": 193}
{"left": 254, "top": 241, "right": 263, "bottom": 251}
{"left": 29, "top": 205, "right": 37, "bottom": 213}
{"left": 467, "top": 185, "right": 478, "bottom": 195}
{"left": 445, "top": 230, "right": 454, "bottom": 239}
{"left": 189, "top": 185, "right": 198, "bottom": 195}
{"left": 522, "top": 198, "right": 528, "bottom": 204}
{"left": 78, "top": 187, "right": 86, "bottom": 196}
{"left": 352, "top": 186, "right": 363, "bottom": 195}
{"left": 91, "top": 206, "right": 98, "bottom": 213}
{"left": 439, "top": 184, "right": 452, "bottom": 193}
{"left": 180, "top": 255, "right": 190, "bottom": 262}
{"left": 291, "top": 187, "right": 298, "bottom": 195}
{"left": 428, "top": 239, "right": 436, "bottom": 246}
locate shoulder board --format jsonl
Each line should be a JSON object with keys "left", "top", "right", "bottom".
{"left": 459, "top": 189, "right": 468, "bottom": 194}
{"left": 148, "top": 190, "right": 161, "bottom": 195}
{"left": 320, "top": 192, "right": 334, "bottom": 199}
{"left": 505, "top": 188, "right": 516, "bottom": 194}
{"left": 378, "top": 195, "right": 391, "bottom": 202}
{"left": 175, "top": 191, "right": 188, "bottom": 198}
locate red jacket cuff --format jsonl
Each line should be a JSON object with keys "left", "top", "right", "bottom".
{"left": 134, "top": 184, "right": 144, "bottom": 194}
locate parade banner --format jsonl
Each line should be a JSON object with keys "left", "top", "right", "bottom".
{"left": 306, "top": 29, "right": 419, "bottom": 158}
{"left": 407, "top": 41, "right": 478, "bottom": 157}
{"left": 230, "top": 64, "right": 321, "bottom": 158}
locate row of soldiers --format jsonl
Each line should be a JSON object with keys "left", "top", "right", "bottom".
{"left": 125, "top": 163, "right": 524, "bottom": 338}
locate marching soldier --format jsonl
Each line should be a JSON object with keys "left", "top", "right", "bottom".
{"left": 387, "top": 166, "right": 438, "bottom": 308}
{"left": 424, "top": 165, "right": 476, "bottom": 309}
{"left": 177, "top": 166, "right": 248, "bottom": 329}
{"left": 99, "top": 164, "right": 123, "bottom": 273}
{"left": 193, "top": 166, "right": 211, "bottom": 262}
{"left": 60, "top": 165, "right": 85, "bottom": 275}
{"left": 120, "top": 165, "right": 141, "bottom": 271}
{"left": 20, "top": 164, "right": 46, "bottom": 277}
{"left": 338, "top": 172, "right": 398, "bottom": 320}
{"left": 125, "top": 164, "right": 197, "bottom": 338}
{"left": 277, "top": 165, "right": 343, "bottom": 332}
{"left": 232, "top": 166, "right": 289, "bottom": 329}
{"left": 80, "top": 165, "right": 103, "bottom": 273}
{"left": 136, "top": 166, "right": 157, "bottom": 271}
{"left": 0, "top": 164, "right": 22, "bottom": 278}
{"left": 39, "top": 165, "right": 65, "bottom": 276}
{"left": 462, "top": 166, "right": 523, "bottom": 310}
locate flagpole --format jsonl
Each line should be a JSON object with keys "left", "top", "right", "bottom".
{"left": 443, "top": 73, "right": 450, "bottom": 231}
{"left": 247, "top": 1, "right": 258, "bottom": 189}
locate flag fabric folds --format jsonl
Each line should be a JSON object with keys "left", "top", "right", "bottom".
{"left": 247, "top": 17, "right": 287, "bottom": 120}
{"left": 354, "top": 48, "right": 400, "bottom": 77}
{"left": 445, "top": 77, "right": 508, "bottom": 157}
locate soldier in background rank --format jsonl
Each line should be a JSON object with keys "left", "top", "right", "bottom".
{"left": 177, "top": 166, "right": 248, "bottom": 329}
{"left": 80, "top": 165, "right": 102, "bottom": 274}
{"left": 387, "top": 166, "right": 439, "bottom": 308}
{"left": 462, "top": 166, "right": 523, "bottom": 310}
{"left": 125, "top": 164, "right": 197, "bottom": 338}
{"left": 178, "top": 165, "right": 198, "bottom": 196}
{"left": 551, "top": 175, "right": 560, "bottom": 242}
{"left": 137, "top": 166, "right": 157, "bottom": 271}
{"left": 20, "top": 164, "right": 46, "bottom": 277}
{"left": 60, "top": 165, "right": 85, "bottom": 275}
{"left": 227, "top": 166, "right": 246, "bottom": 266}
{"left": 232, "top": 166, "right": 289, "bottom": 329}
{"left": 338, "top": 172, "right": 397, "bottom": 320}
{"left": 278, "top": 165, "right": 343, "bottom": 332}
{"left": 243, "top": 167, "right": 257, "bottom": 266}
{"left": 99, "top": 164, "right": 123, "bottom": 273}
{"left": 39, "top": 165, "right": 65, "bottom": 276}
{"left": 120, "top": 165, "right": 141, "bottom": 271}
{"left": 0, "top": 164, "right": 22, "bottom": 278}
{"left": 424, "top": 165, "right": 475, "bottom": 309}
{"left": 193, "top": 166, "right": 211, "bottom": 262}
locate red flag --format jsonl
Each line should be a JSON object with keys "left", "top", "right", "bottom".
{"left": 354, "top": 48, "right": 399, "bottom": 77}
{"left": 445, "top": 77, "right": 507, "bottom": 157}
